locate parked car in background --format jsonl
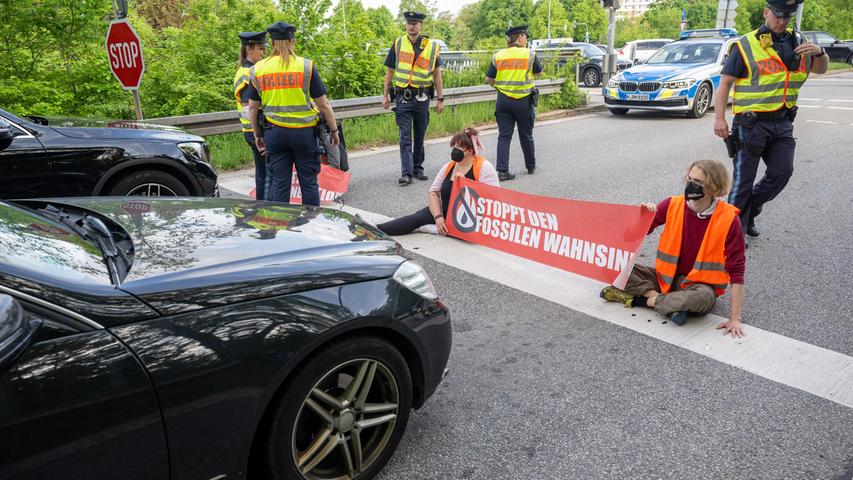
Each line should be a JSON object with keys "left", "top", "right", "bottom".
{"left": 801, "top": 31, "right": 853, "bottom": 64}
{"left": 0, "top": 197, "right": 451, "bottom": 480}
{"left": 0, "top": 108, "right": 218, "bottom": 199}
{"left": 604, "top": 29, "right": 738, "bottom": 118}
{"left": 618, "top": 39, "right": 674, "bottom": 64}
{"left": 538, "top": 42, "right": 631, "bottom": 87}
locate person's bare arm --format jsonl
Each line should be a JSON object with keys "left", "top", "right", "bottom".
{"left": 485, "top": 77, "right": 495, "bottom": 86}
{"left": 383, "top": 68, "right": 394, "bottom": 110}
{"left": 313, "top": 95, "right": 339, "bottom": 145}
{"left": 796, "top": 42, "right": 829, "bottom": 74}
{"left": 433, "top": 66, "right": 444, "bottom": 113}
{"left": 428, "top": 191, "right": 447, "bottom": 235}
{"left": 714, "top": 74, "right": 736, "bottom": 138}
{"left": 717, "top": 283, "right": 745, "bottom": 337}
{"left": 248, "top": 99, "right": 264, "bottom": 153}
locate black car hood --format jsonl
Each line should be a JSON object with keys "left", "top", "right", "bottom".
{"left": 48, "top": 118, "right": 200, "bottom": 142}
{"left": 24, "top": 198, "right": 402, "bottom": 315}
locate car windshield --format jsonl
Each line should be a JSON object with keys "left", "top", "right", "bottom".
{"left": 646, "top": 42, "right": 721, "bottom": 64}
{"left": 584, "top": 45, "right": 606, "bottom": 56}
{"left": 0, "top": 202, "right": 111, "bottom": 285}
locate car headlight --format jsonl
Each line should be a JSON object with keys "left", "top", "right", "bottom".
{"left": 178, "top": 141, "right": 211, "bottom": 164}
{"left": 607, "top": 77, "right": 619, "bottom": 88}
{"left": 662, "top": 79, "right": 696, "bottom": 89}
{"left": 393, "top": 260, "right": 438, "bottom": 300}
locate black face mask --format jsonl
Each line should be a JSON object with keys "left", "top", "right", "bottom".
{"left": 684, "top": 181, "right": 705, "bottom": 200}
{"left": 451, "top": 147, "right": 465, "bottom": 162}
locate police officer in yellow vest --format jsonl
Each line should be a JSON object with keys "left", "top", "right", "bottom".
{"left": 234, "top": 31, "right": 268, "bottom": 199}
{"left": 485, "top": 25, "right": 543, "bottom": 181}
{"left": 247, "top": 21, "right": 339, "bottom": 206}
{"left": 714, "top": 0, "right": 827, "bottom": 237}
{"left": 382, "top": 11, "right": 445, "bottom": 186}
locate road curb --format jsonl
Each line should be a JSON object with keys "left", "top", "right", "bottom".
{"left": 537, "top": 104, "right": 607, "bottom": 121}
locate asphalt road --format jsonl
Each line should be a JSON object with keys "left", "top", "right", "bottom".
{"left": 222, "top": 72, "right": 853, "bottom": 479}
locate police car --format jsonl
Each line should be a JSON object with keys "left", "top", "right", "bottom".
{"left": 603, "top": 29, "right": 739, "bottom": 118}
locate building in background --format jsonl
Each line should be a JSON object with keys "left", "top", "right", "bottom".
{"left": 617, "top": 0, "right": 659, "bottom": 19}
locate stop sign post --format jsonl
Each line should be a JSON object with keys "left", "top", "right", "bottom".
{"left": 106, "top": 19, "right": 145, "bottom": 119}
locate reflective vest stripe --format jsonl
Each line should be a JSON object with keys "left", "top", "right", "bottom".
{"left": 733, "top": 29, "right": 808, "bottom": 114}
{"left": 654, "top": 196, "right": 739, "bottom": 296}
{"left": 234, "top": 66, "right": 253, "bottom": 132}
{"left": 493, "top": 47, "right": 535, "bottom": 99}
{"left": 251, "top": 56, "right": 319, "bottom": 128}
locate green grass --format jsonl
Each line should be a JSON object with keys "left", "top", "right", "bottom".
{"left": 208, "top": 101, "right": 559, "bottom": 172}
{"left": 827, "top": 61, "right": 852, "bottom": 71}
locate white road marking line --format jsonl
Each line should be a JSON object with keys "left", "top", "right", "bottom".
{"left": 798, "top": 98, "right": 824, "bottom": 101}
{"left": 797, "top": 105, "right": 821, "bottom": 108}
{"left": 345, "top": 206, "right": 853, "bottom": 409}
{"left": 828, "top": 99, "right": 853, "bottom": 103}
{"left": 806, "top": 120, "right": 838, "bottom": 124}
{"left": 827, "top": 106, "right": 853, "bottom": 110}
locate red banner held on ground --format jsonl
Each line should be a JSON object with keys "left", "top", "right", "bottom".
{"left": 250, "top": 164, "right": 351, "bottom": 205}
{"left": 444, "top": 177, "right": 654, "bottom": 287}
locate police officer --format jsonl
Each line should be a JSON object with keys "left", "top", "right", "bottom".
{"left": 486, "top": 25, "right": 543, "bottom": 181}
{"left": 247, "top": 21, "right": 339, "bottom": 206}
{"left": 382, "top": 11, "right": 445, "bottom": 186}
{"left": 234, "top": 31, "right": 268, "bottom": 200}
{"left": 714, "top": 0, "right": 828, "bottom": 237}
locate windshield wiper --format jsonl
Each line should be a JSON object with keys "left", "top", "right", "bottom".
{"left": 39, "top": 204, "right": 129, "bottom": 286}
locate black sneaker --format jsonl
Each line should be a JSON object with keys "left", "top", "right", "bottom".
{"left": 498, "top": 171, "right": 516, "bottom": 181}
{"left": 527, "top": 166, "right": 536, "bottom": 175}
{"left": 398, "top": 175, "right": 413, "bottom": 185}
{"left": 414, "top": 172, "right": 428, "bottom": 181}
{"left": 746, "top": 224, "right": 760, "bottom": 237}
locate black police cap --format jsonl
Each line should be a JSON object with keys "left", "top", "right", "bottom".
{"left": 766, "top": 0, "right": 803, "bottom": 16}
{"left": 237, "top": 31, "right": 267, "bottom": 46}
{"left": 403, "top": 11, "right": 426, "bottom": 22}
{"left": 267, "top": 21, "right": 296, "bottom": 40}
{"left": 506, "top": 25, "right": 529, "bottom": 37}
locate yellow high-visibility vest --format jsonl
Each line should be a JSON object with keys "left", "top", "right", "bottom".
{"left": 492, "top": 47, "right": 536, "bottom": 99}
{"left": 393, "top": 35, "right": 438, "bottom": 88}
{"left": 250, "top": 55, "right": 319, "bottom": 128}
{"left": 233, "top": 63, "right": 253, "bottom": 133}
{"left": 732, "top": 29, "right": 808, "bottom": 114}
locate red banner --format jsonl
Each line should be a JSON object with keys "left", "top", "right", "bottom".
{"left": 250, "top": 164, "right": 351, "bottom": 205}
{"left": 444, "top": 177, "right": 654, "bottom": 287}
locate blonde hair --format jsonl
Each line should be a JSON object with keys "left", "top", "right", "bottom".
{"left": 271, "top": 39, "right": 296, "bottom": 67}
{"left": 686, "top": 160, "right": 732, "bottom": 197}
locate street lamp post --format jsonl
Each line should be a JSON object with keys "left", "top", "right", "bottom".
{"left": 547, "top": 0, "right": 552, "bottom": 42}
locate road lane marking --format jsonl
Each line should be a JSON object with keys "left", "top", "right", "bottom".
{"left": 827, "top": 106, "right": 853, "bottom": 110}
{"left": 344, "top": 206, "right": 853, "bottom": 409}
{"left": 797, "top": 105, "right": 821, "bottom": 108}
{"left": 806, "top": 120, "right": 838, "bottom": 124}
{"left": 828, "top": 99, "right": 853, "bottom": 102}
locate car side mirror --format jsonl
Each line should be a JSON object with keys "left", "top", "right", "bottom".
{"left": 0, "top": 294, "right": 41, "bottom": 370}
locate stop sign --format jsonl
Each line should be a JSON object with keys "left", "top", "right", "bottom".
{"left": 106, "top": 19, "right": 145, "bottom": 90}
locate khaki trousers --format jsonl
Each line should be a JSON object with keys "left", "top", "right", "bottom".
{"left": 623, "top": 265, "right": 717, "bottom": 316}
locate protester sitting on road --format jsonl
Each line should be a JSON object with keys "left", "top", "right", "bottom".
{"left": 600, "top": 159, "right": 747, "bottom": 337}
{"left": 378, "top": 127, "right": 499, "bottom": 236}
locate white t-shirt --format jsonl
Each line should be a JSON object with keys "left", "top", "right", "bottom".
{"left": 429, "top": 158, "right": 500, "bottom": 192}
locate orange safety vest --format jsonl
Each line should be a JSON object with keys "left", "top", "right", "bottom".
{"left": 655, "top": 195, "right": 739, "bottom": 296}
{"left": 442, "top": 155, "right": 485, "bottom": 180}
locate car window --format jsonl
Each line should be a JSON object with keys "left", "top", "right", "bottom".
{"left": 0, "top": 203, "right": 111, "bottom": 285}
{"left": 648, "top": 41, "right": 670, "bottom": 48}
{"left": 585, "top": 45, "right": 606, "bottom": 56}
{"left": 646, "top": 42, "right": 721, "bottom": 64}
{"left": 636, "top": 42, "right": 652, "bottom": 49}
{"left": 815, "top": 33, "right": 837, "bottom": 45}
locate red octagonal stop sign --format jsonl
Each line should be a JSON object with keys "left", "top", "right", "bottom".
{"left": 106, "top": 19, "right": 145, "bottom": 90}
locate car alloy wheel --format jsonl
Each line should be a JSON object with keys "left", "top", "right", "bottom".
{"left": 293, "top": 358, "right": 399, "bottom": 479}
{"left": 688, "top": 83, "right": 711, "bottom": 118}
{"left": 583, "top": 68, "right": 601, "bottom": 87}
{"left": 125, "top": 183, "right": 180, "bottom": 196}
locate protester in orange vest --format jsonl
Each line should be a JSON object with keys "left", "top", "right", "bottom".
{"left": 600, "top": 160, "right": 747, "bottom": 337}
{"left": 378, "top": 127, "right": 499, "bottom": 236}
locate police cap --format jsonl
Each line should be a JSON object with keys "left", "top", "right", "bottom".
{"left": 506, "top": 25, "right": 529, "bottom": 37}
{"left": 765, "top": 0, "right": 803, "bottom": 17}
{"left": 237, "top": 31, "right": 267, "bottom": 46}
{"left": 403, "top": 11, "right": 426, "bottom": 22}
{"left": 267, "top": 21, "right": 296, "bottom": 40}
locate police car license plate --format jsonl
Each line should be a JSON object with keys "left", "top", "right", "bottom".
{"left": 627, "top": 94, "right": 650, "bottom": 101}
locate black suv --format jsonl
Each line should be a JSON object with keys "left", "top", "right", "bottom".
{"left": 537, "top": 42, "right": 632, "bottom": 87}
{"left": 802, "top": 31, "right": 853, "bottom": 64}
{"left": 0, "top": 108, "right": 218, "bottom": 199}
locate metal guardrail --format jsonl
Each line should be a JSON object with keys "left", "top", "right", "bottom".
{"left": 441, "top": 47, "right": 583, "bottom": 72}
{"left": 147, "top": 78, "right": 566, "bottom": 136}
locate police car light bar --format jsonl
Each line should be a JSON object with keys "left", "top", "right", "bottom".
{"left": 679, "top": 28, "right": 738, "bottom": 40}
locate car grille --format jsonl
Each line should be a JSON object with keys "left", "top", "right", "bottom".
{"left": 619, "top": 81, "right": 637, "bottom": 91}
{"left": 639, "top": 82, "right": 660, "bottom": 92}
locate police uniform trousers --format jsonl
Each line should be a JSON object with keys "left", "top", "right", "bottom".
{"left": 495, "top": 92, "right": 535, "bottom": 172}
{"left": 244, "top": 131, "right": 267, "bottom": 201}
{"left": 264, "top": 125, "right": 321, "bottom": 206}
{"left": 395, "top": 94, "right": 429, "bottom": 177}
{"left": 729, "top": 116, "right": 796, "bottom": 228}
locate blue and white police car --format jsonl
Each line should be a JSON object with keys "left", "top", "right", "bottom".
{"left": 603, "top": 29, "right": 739, "bottom": 118}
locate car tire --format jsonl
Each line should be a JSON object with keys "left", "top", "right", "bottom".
{"left": 107, "top": 169, "right": 190, "bottom": 196}
{"left": 263, "top": 336, "right": 412, "bottom": 480}
{"left": 583, "top": 68, "right": 601, "bottom": 87}
{"left": 609, "top": 108, "right": 629, "bottom": 115}
{"left": 687, "top": 83, "right": 712, "bottom": 119}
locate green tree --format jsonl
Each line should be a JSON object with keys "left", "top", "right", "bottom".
{"left": 452, "top": 2, "right": 481, "bottom": 49}
{"left": 530, "top": 0, "right": 572, "bottom": 41}
{"left": 571, "top": 0, "right": 608, "bottom": 42}
{"left": 470, "top": 0, "right": 534, "bottom": 41}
